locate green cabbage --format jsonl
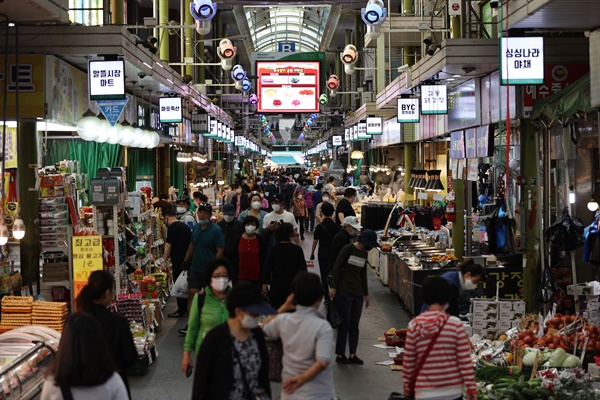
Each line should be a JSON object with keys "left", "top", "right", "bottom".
{"left": 549, "top": 348, "right": 568, "bottom": 367}
{"left": 523, "top": 351, "right": 539, "bottom": 367}
{"left": 561, "top": 355, "right": 580, "bottom": 367}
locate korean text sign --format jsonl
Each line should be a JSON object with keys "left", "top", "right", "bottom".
{"left": 72, "top": 236, "right": 103, "bottom": 298}
{"left": 421, "top": 85, "right": 447, "bottom": 115}
{"left": 450, "top": 130, "right": 465, "bottom": 159}
{"left": 397, "top": 98, "right": 420, "bottom": 123}
{"left": 88, "top": 60, "right": 125, "bottom": 100}
{"left": 159, "top": 97, "right": 183, "bottom": 123}
{"left": 501, "top": 37, "right": 544, "bottom": 85}
{"left": 366, "top": 116, "right": 383, "bottom": 135}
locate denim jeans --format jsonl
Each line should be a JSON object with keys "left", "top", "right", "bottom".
{"left": 334, "top": 290, "right": 364, "bottom": 355}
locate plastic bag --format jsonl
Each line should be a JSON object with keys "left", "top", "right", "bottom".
{"left": 171, "top": 271, "right": 188, "bottom": 298}
{"left": 326, "top": 299, "right": 343, "bottom": 329}
{"left": 545, "top": 208, "right": 585, "bottom": 251}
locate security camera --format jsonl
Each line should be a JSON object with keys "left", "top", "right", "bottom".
{"left": 489, "top": 0, "right": 499, "bottom": 8}
{"left": 147, "top": 36, "right": 158, "bottom": 45}
{"left": 248, "top": 94, "right": 258, "bottom": 105}
{"left": 319, "top": 94, "right": 329, "bottom": 105}
{"left": 423, "top": 36, "right": 433, "bottom": 46}
{"left": 361, "top": 0, "right": 387, "bottom": 26}
{"left": 183, "top": 74, "right": 193, "bottom": 84}
{"left": 241, "top": 78, "right": 252, "bottom": 93}
{"left": 138, "top": 72, "right": 147, "bottom": 79}
{"left": 397, "top": 64, "right": 409, "bottom": 73}
{"left": 427, "top": 44, "right": 441, "bottom": 56}
{"left": 326, "top": 74, "right": 340, "bottom": 91}
{"left": 231, "top": 64, "right": 246, "bottom": 81}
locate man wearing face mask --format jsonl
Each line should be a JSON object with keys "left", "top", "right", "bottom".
{"left": 160, "top": 210, "right": 192, "bottom": 318}
{"left": 217, "top": 204, "right": 244, "bottom": 266}
{"left": 262, "top": 195, "right": 301, "bottom": 246}
{"left": 336, "top": 188, "right": 357, "bottom": 226}
{"left": 419, "top": 258, "right": 487, "bottom": 318}
{"left": 175, "top": 196, "right": 197, "bottom": 230}
{"left": 238, "top": 192, "right": 268, "bottom": 234}
{"left": 180, "top": 203, "right": 225, "bottom": 335}
{"left": 329, "top": 216, "right": 362, "bottom": 273}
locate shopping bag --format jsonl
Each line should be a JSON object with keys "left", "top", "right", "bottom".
{"left": 265, "top": 339, "right": 283, "bottom": 382}
{"left": 171, "top": 271, "right": 188, "bottom": 298}
{"left": 326, "top": 299, "right": 343, "bottom": 329}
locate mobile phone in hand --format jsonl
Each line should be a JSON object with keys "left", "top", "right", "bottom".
{"left": 186, "top": 365, "right": 193, "bottom": 378}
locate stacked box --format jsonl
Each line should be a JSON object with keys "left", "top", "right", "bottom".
{"left": 498, "top": 300, "right": 526, "bottom": 331}
{"left": 578, "top": 295, "right": 600, "bottom": 325}
{"left": 471, "top": 299, "right": 526, "bottom": 337}
{"left": 567, "top": 284, "right": 600, "bottom": 296}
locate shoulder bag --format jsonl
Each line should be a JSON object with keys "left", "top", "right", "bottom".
{"left": 388, "top": 315, "right": 449, "bottom": 400}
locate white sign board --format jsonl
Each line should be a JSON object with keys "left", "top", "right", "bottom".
{"left": 358, "top": 122, "right": 369, "bottom": 139}
{"left": 159, "top": 97, "right": 183, "bottom": 123}
{"left": 88, "top": 60, "right": 125, "bottom": 100}
{"left": 421, "top": 85, "right": 448, "bottom": 115}
{"left": 332, "top": 135, "right": 342, "bottom": 146}
{"left": 353, "top": 125, "right": 358, "bottom": 141}
{"left": 448, "top": 0, "right": 461, "bottom": 16}
{"left": 397, "top": 98, "right": 420, "bottom": 123}
{"left": 344, "top": 128, "right": 350, "bottom": 142}
{"left": 366, "top": 117, "right": 383, "bottom": 135}
{"left": 501, "top": 37, "right": 544, "bottom": 85}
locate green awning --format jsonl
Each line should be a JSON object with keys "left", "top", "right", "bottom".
{"left": 530, "top": 73, "right": 593, "bottom": 122}
{"left": 271, "top": 156, "right": 300, "bottom": 165}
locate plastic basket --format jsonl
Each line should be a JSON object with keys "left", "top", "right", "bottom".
{"left": 126, "top": 354, "right": 149, "bottom": 376}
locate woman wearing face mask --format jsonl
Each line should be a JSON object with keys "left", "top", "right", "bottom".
{"left": 192, "top": 283, "right": 276, "bottom": 400}
{"left": 291, "top": 189, "right": 309, "bottom": 240}
{"left": 182, "top": 258, "right": 233, "bottom": 377}
{"left": 232, "top": 215, "right": 268, "bottom": 287}
{"left": 316, "top": 191, "right": 336, "bottom": 224}
{"left": 262, "top": 222, "right": 308, "bottom": 309}
{"left": 419, "top": 258, "right": 487, "bottom": 318}
{"left": 231, "top": 184, "right": 249, "bottom": 218}
{"left": 238, "top": 192, "right": 268, "bottom": 234}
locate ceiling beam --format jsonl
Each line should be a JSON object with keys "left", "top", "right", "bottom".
{"left": 320, "top": 4, "right": 342, "bottom": 52}
{"left": 233, "top": 6, "right": 256, "bottom": 66}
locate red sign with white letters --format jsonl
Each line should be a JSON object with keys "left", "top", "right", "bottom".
{"left": 523, "top": 64, "right": 588, "bottom": 110}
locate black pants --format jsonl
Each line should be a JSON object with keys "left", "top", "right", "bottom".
{"left": 305, "top": 209, "right": 315, "bottom": 231}
{"left": 172, "top": 264, "right": 188, "bottom": 313}
{"left": 335, "top": 290, "right": 364, "bottom": 355}
{"left": 318, "top": 255, "right": 331, "bottom": 299}
{"left": 295, "top": 216, "right": 306, "bottom": 238}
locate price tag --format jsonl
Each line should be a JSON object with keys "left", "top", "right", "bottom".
{"left": 417, "top": 192, "right": 428, "bottom": 200}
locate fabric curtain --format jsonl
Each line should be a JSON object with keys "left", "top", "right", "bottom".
{"left": 45, "top": 139, "right": 71, "bottom": 167}
{"left": 353, "top": 159, "right": 363, "bottom": 181}
{"left": 126, "top": 148, "right": 141, "bottom": 190}
{"left": 68, "top": 140, "right": 124, "bottom": 180}
{"left": 170, "top": 148, "right": 184, "bottom": 195}
{"left": 127, "top": 148, "right": 156, "bottom": 191}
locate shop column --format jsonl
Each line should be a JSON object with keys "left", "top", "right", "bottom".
{"left": 159, "top": 147, "right": 170, "bottom": 194}
{"left": 185, "top": 2, "right": 194, "bottom": 78}
{"left": 158, "top": 0, "right": 169, "bottom": 61}
{"left": 17, "top": 120, "right": 40, "bottom": 288}
{"left": 452, "top": 178, "right": 465, "bottom": 260}
{"left": 111, "top": 0, "right": 125, "bottom": 24}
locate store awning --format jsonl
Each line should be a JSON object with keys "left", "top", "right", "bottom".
{"left": 530, "top": 73, "right": 593, "bottom": 122}
{"left": 271, "top": 156, "right": 300, "bottom": 165}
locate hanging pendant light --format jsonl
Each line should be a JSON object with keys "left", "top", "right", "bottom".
{"left": 76, "top": 109, "right": 100, "bottom": 141}
{"left": 120, "top": 121, "right": 136, "bottom": 146}
{"left": 350, "top": 150, "right": 364, "bottom": 160}
{"left": 408, "top": 169, "right": 416, "bottom": 187}
{"left": 426, "top": 170, "right": 444, "bottom": 192}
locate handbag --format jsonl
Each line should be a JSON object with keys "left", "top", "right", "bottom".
{"left": 393, "top": 315, "right": 449, "bottom": 400}
{"left": 326, "top": 298, "right": 343, "bottom": 329}
{"left": 265, "top": 339, "right": 283, "bottom": 382}
{"left": 171, "top": 270, "right": 188, "bottom": 298}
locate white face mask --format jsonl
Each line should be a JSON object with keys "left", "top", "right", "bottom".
{"left": 272, "top": 204, "right": 281, "bottom": 212}
{"left": 251, "top": 201, "right": 261, "bottom": 210}
{"left": 198, "top": 219, "right": 210, "bottom": 225}
{"left": 245, "top": 225, "right": 257, "bottom": 234}
{"left": 241, "top": 314, "right": 259, "bottom": 329}
{"left": 176, "top": 207, "right": 187, "bottom": 214}
{"left": 211, "top": 277, "right": 229, "bottom": 292}
{"left": 236, "top": 189, "right": 242, "bottom": 194}
{"left": 297, "top": 195, "right": 303, "bottom": 199}
{"left": 322, "top": 196, "right": 329, "bottom": 202}
{"left": 464, "top": 279, "right": 477, "bottom": 290}
{"left": 223, "top": 215, "right": 234, "bottom": 223}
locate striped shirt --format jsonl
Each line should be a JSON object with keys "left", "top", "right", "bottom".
{"left": 402, "top": 311, "right": 476, "bottom": 400}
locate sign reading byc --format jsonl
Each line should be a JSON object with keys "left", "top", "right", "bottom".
{"left": 421, "top": 85, "right": 447, "bottom": 115}
{"left": 332, "top": 136, "right": 342, "bottom": 146}
{"left": 501, "top": 37, "right": 544, "bottom": 85}
{"left": 88, "top": 60, "right": 126, "bottom": 100}
{"left": 397, "top": 98, "right": 420, "bottom": 123}
{"left": 159, "top": 97, "right": 183, "bottom": 123}
{"left": 366, "top": 116, "right": 383, "bottom": 135}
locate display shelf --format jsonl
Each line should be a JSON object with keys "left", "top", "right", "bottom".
{"left": 93, "top": 203, "right": 126, "bottom": 294}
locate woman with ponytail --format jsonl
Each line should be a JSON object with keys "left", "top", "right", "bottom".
{"left": 75, "top": 270, "right": 137, "bottom": 399}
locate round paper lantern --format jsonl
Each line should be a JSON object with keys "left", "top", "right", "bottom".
{"left": 106, "top": 122, "right": 124, "bottom": 145}
{"left": 120, "top": 122, "right": 136, "bottom": 146}
{"left": 94, "top": 116, "right": 111, "bottom": 143}
{"left": 130, "top": 124, "right": 145, "bottom": 147}
{"left": 148, "top": 131, "right": 160, "bottom": 148}
{"left": 76, "top": 110, "right": 99, "bottom": 141}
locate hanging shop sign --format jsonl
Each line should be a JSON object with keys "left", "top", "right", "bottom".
{"left": 420, "top": 85, "right": 447, "bottom": 115}
{"left": 206, "top": 119, "right": 218, "bottom": 138}
{"left": 397, "top": 98, "right": 420, "bottom": 123}
{"left": 193, "top": 114, "right": 210, "bottom": 134}
{"left": 88, "top": 59, "right": 125, "bottom": 100}
{"left": 476, "top": 125, "right": 493, "bottom": 158}
{"left": 448, "top": 0, "right": 461, "bottom": 16}
{"left": 332, "top": 135, "right": 343, "bottom": 146}
{"left": 450, "top": 130, "right": 465, "bottom": 159}
{"left": 482, "top": 71, "right": 517, "bottom": 124}
{"left": 72, "top": 236, "right": 103, "bottom": 298}
{"left": 345, "top": 128, "right": 350, "bottom": 142}
{"left": 353, "top": 125, "right": 358, "bottom": 141}
{"left": 465, "top": 128, "right": 477, "bottom": 158}
{"left": 447, "top": 79, "right": 480, "bottom": 132}
{"left": 358, "top": 122, "right": 369, "bottom": 139}
{"left": 500, "top": 37, "right": 544, "bottom": 85}
{"left": 366, "top": 116, "right": 383, "bottom": 135}
{"left": 522, "top": 64, "right": 589, "bottom": 116}
{"left": 97, "top": 98, "right": 129, "bottom": 126}
{"left": 159, "top": 97, "right": 183, "bottom": 123}
{"left": 1, "top": 55, "right": 45, "bottom": 119}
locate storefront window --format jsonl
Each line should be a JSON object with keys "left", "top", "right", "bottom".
{"left": 69, "top": 0, "right": 104, "bottom": 26}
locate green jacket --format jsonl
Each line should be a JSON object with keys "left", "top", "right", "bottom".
{"left": 184, "top": 286, "right": 230, "bottom": 354}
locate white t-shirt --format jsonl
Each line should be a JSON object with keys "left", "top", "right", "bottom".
{"left": 262, "top": 210, "right": 298, "bottom": 230}
{"left": 40, "top": 372, "right": 128, "bottom": 400}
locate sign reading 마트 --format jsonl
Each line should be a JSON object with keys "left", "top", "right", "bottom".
{"left": 421, "top": 85, "right": 447, "bottom": 115}
{"left": 366, "top": 116, "right": 383, "bottom": 135}
{"left": 256, "top": 61, "right": 320, "bottom": 113}
{"left": 332, "top": 136, "right": 342, "bottom": 146}
{"left": 397, "top": 98, "right": 420, "bottom": 123}
{"left": 88, "top": 60, "right": 125, "bottom": 100}
{"left": 501, "top": 37, "right": 544, "bottom": 85}
{"left": 159, "top": 97, "right": 183, "bottom": 123}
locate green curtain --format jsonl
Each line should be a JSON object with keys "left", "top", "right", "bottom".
{"left": 126, "top": 148, "right": 140, "bottom": 190}
{"left": 68, "top": 140, "right": 124, "bottom": 180}
{"left": 45, "top": 139, "right": 71, "bottom": 167}
{"left": 127, "top": 148, "right": 156, "bottom": 191}
{"left": 170, "top": 148, "right": 184, "bottom": 195}
{"left": 354, "top": 159, "right": 363, "bottom": 181}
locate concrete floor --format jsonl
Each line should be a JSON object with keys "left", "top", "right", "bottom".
{"left": 129, "top": 231, "right": 413, "bottom": 400}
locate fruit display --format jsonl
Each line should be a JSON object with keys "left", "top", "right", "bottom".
{"left": 430, "top": 254, "right": 458, "bottom": 262}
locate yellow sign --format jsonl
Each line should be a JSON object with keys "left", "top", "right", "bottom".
{"left": 72, "top": 236, "right": 103, "bottom": 298}
{"left": 4, "top": 127, "right": 17, "bottom": 169}
{"left": 0, "top": 55, "right": 45, "bottom": 119}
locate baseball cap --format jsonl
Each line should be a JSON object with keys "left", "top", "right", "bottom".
{"left": 359, "top": 229, "right": 380, "bottom": 249}
{"left": 197, "top": 203, "right": 213, "bottom": 213}
{"left": 229, "top": 282, "right": 277, "bottom": 316}
{"left": 343, "top": 216, "right": 362, "bottom": 230}
{"left": 222, "top": 203, "right": 235, "bottom": 216}
{"left": 176, "top": 195, "right": 190, "bottom": 204}
{"left": 271, "top": 195, "right": 283, "bottom": 203}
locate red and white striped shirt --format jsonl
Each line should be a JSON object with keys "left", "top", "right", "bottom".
{"left": 402, "top": 311, "right": 476, "bottom": 400}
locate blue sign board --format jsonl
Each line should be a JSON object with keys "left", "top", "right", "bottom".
{"left": 97, "top": 98, "right": 128, "bottom": 126}
{"left": 278, "top": 42, "right": 296, "bottom": 52}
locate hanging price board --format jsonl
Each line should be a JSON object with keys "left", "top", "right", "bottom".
{"left": 72, "top": 236, "right": 104, "bottom": 298}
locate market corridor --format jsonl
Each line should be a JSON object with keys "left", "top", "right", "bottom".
{"left": 129, "top": 231, "right": 413, "bottom": 400}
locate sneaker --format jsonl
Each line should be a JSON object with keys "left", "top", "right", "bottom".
{"left": 335, "top": 355, "right": 351, "bottom": 365}
{"left": 178, "top": 326, "right": 188, "bottom": 335}
{"left": 349, "top": 355, "right": 364, "bottom": 365}
{"left": 168, "top": 311, "right": 188, "bottom": 318}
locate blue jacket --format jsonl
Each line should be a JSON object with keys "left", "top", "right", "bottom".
{"left": 419, "top": 271, "right": 461, "bottom": 316}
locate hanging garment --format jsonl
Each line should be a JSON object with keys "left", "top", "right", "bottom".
{"left": 484, "top": 199, "right": 516, "bottom": 254}
{"left": 583, "top": 212, "right": 600, "bottom": 264}
{"left": 545, "top": 208, "right": 585, "bottom": 252}
{"left": 535, "top": 263, "right": 560, "bottom": 303}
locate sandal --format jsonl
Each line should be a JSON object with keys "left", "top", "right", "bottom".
{"left": 168, "top": 311, "right": 187, "bottom": 318}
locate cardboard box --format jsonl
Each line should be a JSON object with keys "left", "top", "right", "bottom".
{"left": 472, "top": 328, "right": 498, "bottom": 339}
{"left": 473, "top": 320, "right": 498, "bottom": 330}
{"left": 499, "top": 300, "right": 526, "bottom": 314}
{"left": 567, "top": 284, "right": 600, "bottom": 296}
{"left": 499, "top": 312, "right": 524, "bottom": 322}
{"left": 499, "top": 320, "right": 519, "bottom": 332}
{"left": 473, "top": 311, "right": 498, "bottom": 322}
{"left": 472, "top": 299, "right": 498, "bottom": 313}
